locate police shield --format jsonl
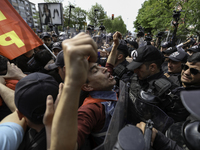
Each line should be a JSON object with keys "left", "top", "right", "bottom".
{"left": 94, "top": 81, "right": 128, "bottom": 150}
{"left": 128, "top": 91, "right": 174, "bottom": 133}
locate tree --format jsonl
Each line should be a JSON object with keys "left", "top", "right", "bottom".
{"left": 63, "top": 4, "right": 87, "bottom": 30}
{"left": 134, "top": 0, "right": 200, "bottom": 40}
{"left": 87, "top": 3, "right": 106, "bottom": 27}
{"left": 179, "top": 0, "right": 200, "bottom": 37}
{"left": 104, "top": 16, "right": 127, "bottom": 35}
{"left": 134, "top": 0, "right": 176, "bottom": 36}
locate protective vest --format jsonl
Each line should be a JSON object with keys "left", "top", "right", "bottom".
{"left": 164, "top": 72, "right": 181, "bottom": 87}
{"left": 129, "top": 73, "right": 189, "bottom": 123}
{"left": 82, "top": 91, "right": 118, "bottom": 146}
{"left": 113, "top": 60, "right": 133, "bottom": 86}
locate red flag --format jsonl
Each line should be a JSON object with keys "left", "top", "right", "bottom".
{"left": 0, "top": 0, "right": 43, "bottom": 60}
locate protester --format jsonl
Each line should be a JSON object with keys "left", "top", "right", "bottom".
{"left": 41, "top": 32, "right": 53, "bottom": 49}
{"left": 0, "top": 112, "right": 26, "bottom": 150}
{"left": 0, "top": 60, "right": 26, "bottom": 120}
{"left": 48, "top": 50, "right": 65, "bottom": 81}
{"left": 51, "top": 32, "right": 58, "bottom": 42}
{"left": 0, "top": 78, "right": 60, "bottom": 150}
{"left": 50, "top": 32, "right": 118, "bottom": 150}
{"left": 51, "top": 42, "right": 62, "bottom": 56}
{"left": 105, "top": 32, "right": 133, "bottom": 86}
{"left": 16, "top": 49, "right": 35, "bottom": 73}
{"left": 3, "top": 6, "right": 200, "bottom": 149}
{"left": 14, "top": 72, "right": 59, "bottom": 150}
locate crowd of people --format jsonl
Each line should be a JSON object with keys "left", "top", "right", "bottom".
{"left": 0, "top": 27, "right": 200, "bottom": 150}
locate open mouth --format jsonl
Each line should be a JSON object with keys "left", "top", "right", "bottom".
{"left": 108, "top": 73, "right": 114, "bottom": 80}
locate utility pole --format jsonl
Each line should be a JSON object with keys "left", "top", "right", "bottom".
{"left": 68, "top": 5, "right": 75, "bottom": 27}
{"left": 94, "top": 8, "right": 99, "bottom": 27}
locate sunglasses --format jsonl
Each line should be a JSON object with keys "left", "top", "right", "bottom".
{"left": 182, "top": 64, "right": 200, "bottom": 75}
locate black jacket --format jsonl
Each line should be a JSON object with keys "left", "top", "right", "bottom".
{"left": 153, "top": 131, "right": 183, "bottom": 150}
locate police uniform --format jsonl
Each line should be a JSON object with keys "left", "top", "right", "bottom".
{"left": 164, "top": 72, "right": 181, "bottom": 87}
{"left": 127, "top": 45, "right": 189, "bottom": 126}
{"left": 164, "top": 50, "right": 188, "bottom": 87}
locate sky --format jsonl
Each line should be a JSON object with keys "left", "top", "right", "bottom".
{"left": 29, "top": 0, "right": 146, "bottom": 32}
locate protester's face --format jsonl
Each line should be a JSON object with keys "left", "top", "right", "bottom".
{"left": 53, "top": 48, "right": 61, "bottom": 56}
{"left": 52, "top": 37, "right": 57, "bottom": 42}
{"left": 168, "top": 59, "right": 182, "bottom": 73}
{"left": 134, "top": 63, "right": 151, "bottom": 80}
{"left": 43, "top": 37, "right": 51, "bottom": 47}
{"left": 181, "top": 61, "right": 200, "bottom": 87}
{"left": 87, "top": 63, "right": 116, "bottom": 91}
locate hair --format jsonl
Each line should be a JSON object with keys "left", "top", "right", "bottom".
{"left": 44, "top": 4, "right": 48, "bottom": 9}
{"left": 117, "top": 50, "right": 128, "bottom": 58}
{"left": 144, "top": 59, "right": 163, "bottom": 70}
{"left": 34, "top": 49, "right": 52, "bottom": 67}
{"left": 0, "top": 55, "right": 8, "bottom": 73}
{"left": 132, "top": 41, "right": 138, "bottom": 49}
{"left": 187, "top": 52, "right": 200, "bottom": 63}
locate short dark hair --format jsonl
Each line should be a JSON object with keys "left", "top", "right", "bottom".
{"left": 34, "top": 49, "right": 52, "bottom": 67}
{"left": 117, "top": 50, "right": 128, "bottom": 58}
{"left": 0, "top": 55, "right": 8, "bottom": 73}
{"left": 144, "top": 59, "right": 163, "bottom": 70}
{"left": 187, "top": 52, "right": 200, "bottom": 63}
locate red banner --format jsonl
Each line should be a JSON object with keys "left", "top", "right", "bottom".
{"left": 0, "top": 0, "right": 43, "bottom": 60}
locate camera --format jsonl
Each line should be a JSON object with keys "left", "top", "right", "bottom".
{"left": 87, "top": 24, "right": 94, "bottom": 31}
{"left": 99, "top": 24, "right": 105, "bottom": 31}
{"left": 137, "top": 26, "right": 144, "bottom": 37}
{"left": 156, "top": 32, "right": 164, "bottom": 38}
{"left": 173, "top": 10, "right": 181, "bottom": 21}
{"left": 145, "top": 32, "right": 152, "bottom": 42}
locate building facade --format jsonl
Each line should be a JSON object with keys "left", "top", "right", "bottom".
{"left": 8, "top": 0, "right": 39, "bottom": 29}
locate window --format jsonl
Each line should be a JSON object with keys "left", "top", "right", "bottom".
{"left": 12, "top": 0, "right": 17, "bottom": 3}
{"left": 19, "top": 5, "right": 24, "bottom": 10}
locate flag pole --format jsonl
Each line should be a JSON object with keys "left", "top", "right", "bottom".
{"left": 43, "top": 44, "right": 56, "bottom": 59}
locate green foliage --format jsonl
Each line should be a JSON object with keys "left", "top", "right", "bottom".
{"left": 180, "top": 0, "right": 200, "bottom": 36}
{"left": 134, "top": 0, "right": 200, "bottom": 39}
{"left": 134, "top": 0, "right": 176, "bottom": 35}
{"left": 104, "top": 16, "right": 127, "bottom": 35}
{"left": 87, "top": 3, "right": 106, "bottom": 27}
{"left": 63, "top": 3, "right": 87, "bottom": 30}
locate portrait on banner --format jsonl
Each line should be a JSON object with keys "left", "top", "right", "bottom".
{"left": 38, "top": 3, "right": 63, "bottom": 25}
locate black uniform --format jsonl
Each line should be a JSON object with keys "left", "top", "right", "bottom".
{"left": 128, "top": 71, "right": 189, "bottom": 125}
